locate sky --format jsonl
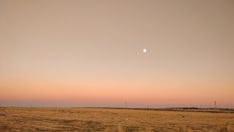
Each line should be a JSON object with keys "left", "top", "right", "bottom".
{"left": 0, "top": 0, "right": 234, "bottom": 108}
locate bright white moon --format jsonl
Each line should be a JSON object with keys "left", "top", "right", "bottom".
{"left": 143, "top": 48, "right": 147, "bottom": 53}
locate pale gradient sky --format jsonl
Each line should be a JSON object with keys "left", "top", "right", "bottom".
{"left": 0, "top": 0, "right": 234, "bottom": 108}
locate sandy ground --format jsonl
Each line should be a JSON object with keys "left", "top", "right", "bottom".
{"left": 0, "top": 107, "right": 234, "bottom": 132}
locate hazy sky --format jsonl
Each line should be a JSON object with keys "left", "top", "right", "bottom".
{"left": 0, "top": 0, "right": 234, "bottom": 107}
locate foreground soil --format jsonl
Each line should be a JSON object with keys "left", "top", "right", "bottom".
{"left": 0, "top": 107, "right": 234, "bottom": 132}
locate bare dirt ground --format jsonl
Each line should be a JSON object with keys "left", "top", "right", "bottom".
{"left": 0, "top": 107, "right": 234, "bottom": 132}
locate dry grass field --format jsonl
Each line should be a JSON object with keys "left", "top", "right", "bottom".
{"left": 0, "top": 107, "right": 234, "bottom": 132}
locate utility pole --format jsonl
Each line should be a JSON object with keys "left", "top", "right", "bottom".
{"left": 124, "top": 101, "right": 127, "bottom": 108}
{"left": 214, "top": 101, "right": 217, "bottom": 109}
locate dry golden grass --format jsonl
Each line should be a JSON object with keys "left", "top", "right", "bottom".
{"left": 0, "top": 107, "right": 234, "bottom": 132}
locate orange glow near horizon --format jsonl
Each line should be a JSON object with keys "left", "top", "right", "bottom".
{"left": 0, "top": 74, "right": 233, "bottom": 107}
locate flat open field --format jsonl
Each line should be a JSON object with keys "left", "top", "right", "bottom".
{"left": 0, "top": 107, "right": 234, "bottom": 132}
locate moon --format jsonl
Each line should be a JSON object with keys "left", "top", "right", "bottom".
{"left": 143, "top": 48, "right": 147, "bottom": 53}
